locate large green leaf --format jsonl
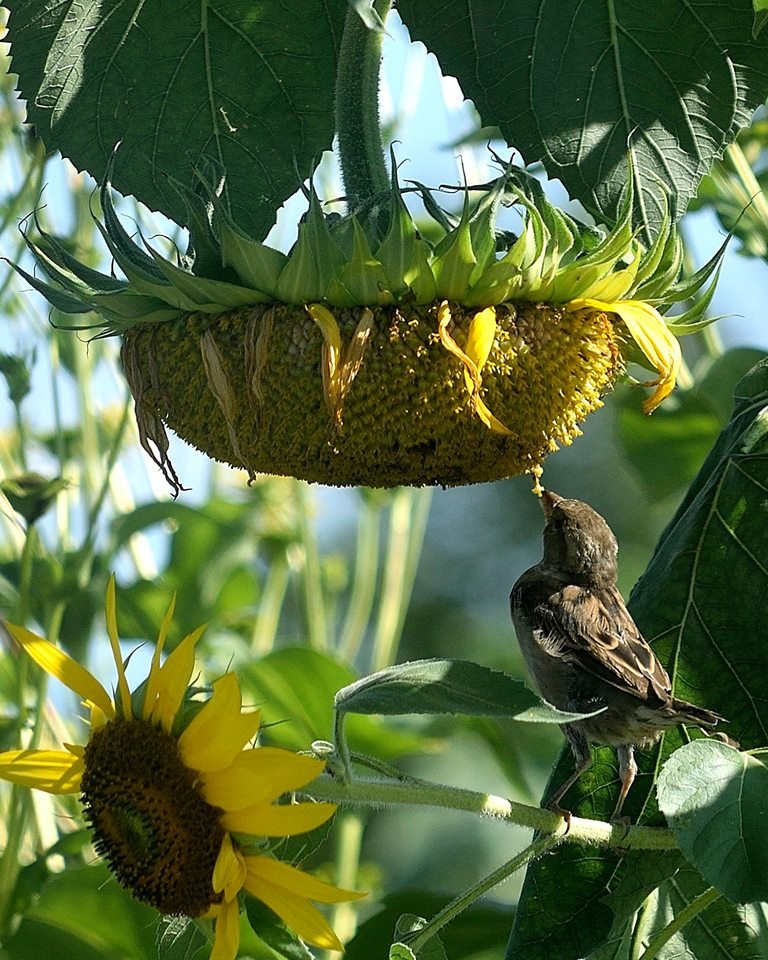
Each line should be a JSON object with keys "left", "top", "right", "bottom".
{"left": 5, "top": 1, "right": 345, "bottom": 235}
{"left": 240, "top": 647, "right": 429, "bottom": 761}
{"left": 658, "top": 740, "right": 768, "bottom": 904}
{"left": 588, "top": 863, "right": 768, "bottom": 960}
{"left": 3, "top": 864, "right": 157, "bottom": 960}
{"left": 396, "top": 0, "right": 768, "bottom": 237}
{"left": 335, "top": 658, "right": 608, "bottom": 723}
{"left": 506, "top": 358, "right": 768, "bottom": 959}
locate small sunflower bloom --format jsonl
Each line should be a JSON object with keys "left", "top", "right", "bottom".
{"left": 12, "top": 155, "right": 722, "bottom": 491}
{"left": 0, "top": 578, "right": 363, "bottom": 957}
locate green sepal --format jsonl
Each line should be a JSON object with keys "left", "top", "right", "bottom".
{"left": 328, "top": 218, "right": 392, "bottom": 306}
{"left": 100, "top": 157, "right": 168, "bottom": 281}
{"left": 3, "top": 258, "right": 100, "bottom": 317}
{"left": 409, "top": 181, "right": 458, "bottom": 234}
{"left": 274, "top": 187, "right": 345, "bottom": 303}
{"left": 28, "top": 218, "right": 125, "bottom": 293}
{"left": 375, "top": 161, "right": 433, "bottom": 300}
{"left": 144, "top": 240, "right": 270, "bottom": 310}
{"left": 665, "top": 265, "right": 724, "bottom": 333}
{"left": 662, "top": 233, "right": 730, "bottom": 304}
{"left": 92, "top": 217, "right": 207, "bottom": 313}
{"left": 11, "top": 235, "right": 177, "bottom": 327}
{"left": 631, "top": 197, "right": 673, "bottom": 291}
{"left": 430, "top": 193, "right": 477, "bottom": 300}
{"left": 162, "top": 169, "right": 224, "bottom": 279}
{"left": 212, "top": 195, "right": 288, "bottom": 296}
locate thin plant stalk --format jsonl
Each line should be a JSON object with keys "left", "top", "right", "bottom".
{"left": 372, "top": 486, "right": 432, "bottom": 672}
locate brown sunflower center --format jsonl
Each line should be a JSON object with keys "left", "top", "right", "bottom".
{"left": 81, "top": 717, "right": 225, "bottom": 916}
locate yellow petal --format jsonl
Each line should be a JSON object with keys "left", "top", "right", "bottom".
{"left": 5, "top": 622, "right": 114, "bottom": 720}
{"left": 149, "top": 624, "right": 206, "bottom": 732}
{"left": 245, "top": 857, "right": 361, "bottom": 950}
{"left": 210, "top": 896, "right": 241, "bottom": 960}
{"left": 0, "top": 749, "right": 83, "bottom": 793}
{"left": 178, "top": 673, "right": 261, "bottom": 772}
{"left": 437, "top": 302, "right": 513, "bottom": 436}
{"left": 142, "top": 592, "right": 177, "bottom": 721}
{"left": 306, "top": 303, "right": 342, "bottom": 421}
{"left": 201, "top": 749, "right": 326, "bottom": 811}
{"left": 104, "top": 576, "right": 133, "bottom": 719}
{"left": 221, "top": 800, "right": 336, "bottom": 837}
{"left": 464, "top": 307, "right": 498, "bottom": 375}
{"left": 568, "top": 297, "right": 681, "bottom": 413}
{"left": 245, "top": 855, "right": 366, "bottom": 905}
{"left": 212, "top": 833, "right": 247, "bottom": 899}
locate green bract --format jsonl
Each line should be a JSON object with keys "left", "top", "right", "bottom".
{"left": 11, "top": 157, "right": 723, "bottom": 491}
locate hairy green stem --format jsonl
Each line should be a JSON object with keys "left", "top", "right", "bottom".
{"left": 306, "top": 772, "right": 678, "bottom": 851}
{"left": 637, "top": 885, "right": 720, "bottom": 960}
{"left": 407, "top": 833, "right": 561, "bottom": 953}
{"left": 334, "top": 0, "right": 391, "bottom": 203}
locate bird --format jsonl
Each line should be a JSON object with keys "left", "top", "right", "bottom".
{"left": 510, "top": 490, "right": 726, "bottom": 822}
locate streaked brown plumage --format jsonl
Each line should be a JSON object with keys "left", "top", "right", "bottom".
{"left": 510, "top": 490, "right": 725, "bottom": 821}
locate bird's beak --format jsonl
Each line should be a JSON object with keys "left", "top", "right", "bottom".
{"left": 540, "top": 490, "right": 564, "bottom": 518}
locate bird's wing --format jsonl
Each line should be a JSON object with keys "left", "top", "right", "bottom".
{"left": 534, "top": 583, "right": 671, "bottom": 702}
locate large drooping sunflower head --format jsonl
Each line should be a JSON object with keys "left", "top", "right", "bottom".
{"left": 0, "top": 578, "right": 363, "bottom": 958}
{"left": 13, "top": 156, "right": 722, "bottom": 492}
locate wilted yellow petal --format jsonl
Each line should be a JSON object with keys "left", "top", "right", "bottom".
{"left": 568, "top": 297, "right": 680, "bottom": 413}
{"left": 438, "top": 302, "right": 513, "bottom": 436}
{"left": 201, "top": 330, "right": 253, "bottom": 477}
{"left": 5, "top": 622, "right": 114, "bottom": 720}
{"left": 338, "top": 307, "right": 374, "bottom": 411}
{"left": 306, "top": 302, "right": 343, "bottom": 421}
{"left": 221, "top": 800, "right": 336, "bottom": 837}
{"left": 104, "top": 576, "right": 132, "bottom": 719}
{"left": 178, "top": 673, "right": 261, "bottom": 772}
{"left": 210, "top": 896, "right": 241, "bottom": 960}
{"left": 0, "top": 749, "right": 83, "bottom": 793}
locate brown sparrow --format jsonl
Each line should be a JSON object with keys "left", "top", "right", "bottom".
{"left": 510, "top": 491, "right": 725, "bottom": 821}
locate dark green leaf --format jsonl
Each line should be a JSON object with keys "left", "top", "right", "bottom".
{"left": 335, "top": 658, "right": 607, "bottom": 723}
{"left": 5, "top": 2, "right": 345, "bottom": 235}
{"left": 396, "top": 0, "right": 768, "bottom": 237}
{"left": 507, "top": 359, "right": 768, "bottom": 959}
{"left": 658, "top": 740, "right": 768, "bottom": 903}
{"left": 589, "top": 863, "right": 768, "bottom": 960}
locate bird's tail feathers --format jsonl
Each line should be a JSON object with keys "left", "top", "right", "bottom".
{"left": 672, "top": 698, "right": 723, "bottom": 728}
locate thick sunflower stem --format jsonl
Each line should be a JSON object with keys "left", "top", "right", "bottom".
{"left": 334, "top": 0, "right": 391, "bottom": 204}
